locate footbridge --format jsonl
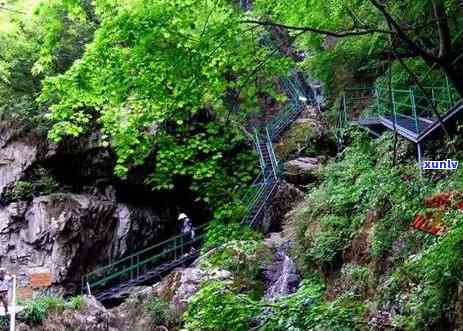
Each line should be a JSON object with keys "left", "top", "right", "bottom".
{"left": 336, "top": 77, "right": 463, "bottom": 162}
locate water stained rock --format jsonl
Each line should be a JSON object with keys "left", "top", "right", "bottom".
{"left": 263, "top": 238, "right": 300, "bottom": 299}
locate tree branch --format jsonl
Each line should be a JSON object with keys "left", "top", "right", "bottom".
{"left": 0, "top": 6, "right": 25, "bottom": 14}
{"left": 432, "top": 0, "right": 452, "bottom": 59}
{"left": 241, "top": 19, "right": 392, "bottom": 37}
{"left": 368, "top": 0, "right": 436, "bottom": 62}
{"left": 377, "top": 49, "right": 417, "bottom": 60}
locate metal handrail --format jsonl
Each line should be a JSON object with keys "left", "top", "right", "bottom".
{"left": 82, "top": 223, "right": 209, "bottom": 292}
{"left": 254, "top": 129, "right": 267, "bottom": 180}
{"left": 265, "top": 127, "right": 279, "bottom": 179}
{"left": 344, "top": 77, "right": 461, "bottom": 126}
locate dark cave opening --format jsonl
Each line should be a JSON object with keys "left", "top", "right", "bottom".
{"left": 39, "top": 147, "right": 212, "bottom": 237}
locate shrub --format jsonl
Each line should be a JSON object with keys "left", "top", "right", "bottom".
{"left": 255, "top": 275, "right": 366, "bottom": 330}
{"left": 183, "top": 281, "right": 259, "bottom": 331}
{"left": 385, "top": 221, "right": 463, "bottom": 330}
{"left": 145, "top": 296, "right": 170, "bottom": 327}
{"left": 21, "top": 295, "right": 83, "bottom": 326}
{"left": 64, "top": 295, "right": 84, "bottom": 310}
{"left": 5, "top": 167, "right": 59, "bottom": 201}
{"left": 288, "top": 129, "right": 433, "bottom": 274}
{"left": 202, "top": 220, "right": 262, "bottom": 251}
{"left": 10, "top": 181, "right": 34, "bottom": 200}
{"left": 22, "top": 296, "right": 66, "bottom": 325}
{"left": 201, "top": 240, "right": 270, "bottom": 298}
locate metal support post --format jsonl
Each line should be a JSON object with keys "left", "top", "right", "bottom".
{"left": 417, "top": 142, "right": 423, "bottom": 177}
{"left": 10, "top": 276, "right": 16, "bottom": 331}
{"left": 410, "top": 89, "right": 420, "bottom": 133}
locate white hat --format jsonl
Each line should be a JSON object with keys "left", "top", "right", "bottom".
{"left": 178, "top": 213, "right": 187, "bottom": 220}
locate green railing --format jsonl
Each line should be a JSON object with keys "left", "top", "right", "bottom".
{"left": 254, "top": 129, "right": 268, "bottom": 177}
{"left": 341, "top": 77, "right": 460, "bottom": 128}
{"left": 239, "top": 72, "right": 311, "bottom": 226}
{"left": 82, "top": 223, "right": 208, "bottom": 295}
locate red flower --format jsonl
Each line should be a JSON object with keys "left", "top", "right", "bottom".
{"left": 424, "top": 193, "right": 452, "bottom": 209}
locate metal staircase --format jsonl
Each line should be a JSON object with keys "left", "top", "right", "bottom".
{"left": 240, "top": 75, "right": 312, "bottom": 227}
{"left": 82, "top": 224, "right": 208, "bottom": 302}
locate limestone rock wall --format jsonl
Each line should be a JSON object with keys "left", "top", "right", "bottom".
{"left": 0, "top": 123, "right": 171, "bottom": 298}
{"left": 0, "top": 193, "right": 165, "bottom": 296}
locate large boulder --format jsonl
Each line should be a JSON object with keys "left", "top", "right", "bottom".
{"left": 0, "top": 193, "right": 164, "bottom": 296}
{"left": 261, "top": 181, "right": 304, "bottom": 233}
{"left": 274, "top": 105, "right": 335, "bottom": 161}
{"left": 155, "top": 266, "right": 233, "bottom": 318}
{"left": 283, "top": 156, "right": 324, "bottom": 185}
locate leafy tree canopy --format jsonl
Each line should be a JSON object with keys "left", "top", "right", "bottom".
{"left": 38, "top": 0, "right": 291, "bottom": 207}
{"left": 251, "top": 0, "right": 463, "bottom": 95}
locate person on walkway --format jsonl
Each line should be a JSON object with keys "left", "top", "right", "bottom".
{"left": 178, "top": 213, "right": 195, "bottom": 253}
{"left": 0, "top": 268, "right": 11, "bottom": 315}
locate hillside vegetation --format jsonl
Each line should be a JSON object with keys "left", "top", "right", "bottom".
{"left": 2, "top": 0, "right": 463, "bottom": 330}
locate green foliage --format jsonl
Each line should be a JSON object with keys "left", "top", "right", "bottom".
{"left": 31, "top": 0, "right": 98, "bottom": 76}
{"left": 252, "top": 0, "right": 463, "bottom": 107}
{"left": 22, "top": 296, "right": 66, "bottom": 325}
{"left": 255, "top": 275, "right": 366, "bottom": 330}
{"left": 338, "top": 264, "right": 370, "bottom": 298}
{"left": 0, "top": 0, "right": 98, "bottom": 131}
{"left": 202, "top": 220, "right": 262, "bottom": 251}
{"left": 183, "top": 271, "right": 366, "bottom": 330}
{"left": 183, "top": 281, "right": 259, "bottom": 331}
{"left": 9, "top": 180, "right": 34, "bottom": 201}
{"left": 252, "top": 0, "right": 388, "bottom": 95}
{"left": 201, "top": 239, "right": 269, "bottom": 298}
{"left": 384, "top": 221, "right": 463, "bottom": 330}
{"left": 38, "top": 0, "right": 289, "bottom": 209}
{"left": 22, "top": 295, "right": 83, "bottom": 326}
{"left": 5, "top": 167, "right": 59, "bottom": 201}
{"left": 288, "top": 129, "right": 431, "bottom": 274}
{"left": 308, "top": 215, "right": 354, "bottom": 264}
{"left": 145, "top": 296, "right": 170, "bottom": 327}
{"left": 64, "top": 295, "right": 84, "bottom": 310}
{"left": 19, "top": 294, "right": 82, "bottom": 322}
{"left": 286, "top": 127, "right": 463, "bottom": 329}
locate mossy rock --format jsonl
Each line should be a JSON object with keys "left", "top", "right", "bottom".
{"left": 275, "top": 118, "right": 335, "bottom": 161}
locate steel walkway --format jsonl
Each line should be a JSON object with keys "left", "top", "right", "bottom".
{"left": 337, "top": 80, "right": 462, "bottom": 148}
{"left": 357, "top": 113, "right": 434, "bottom": 142}
{"left": 355, "top": 102, "right": 463, "bottom": 143}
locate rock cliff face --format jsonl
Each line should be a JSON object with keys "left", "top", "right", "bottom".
{"left": 0, "top": 125, "right": 41, "bottom": 197}
{"left": 0, "top": 193, "right": 165, "bottom": 295}
{"left": 0, "top": 124, "right": 183, "bottom": 298}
